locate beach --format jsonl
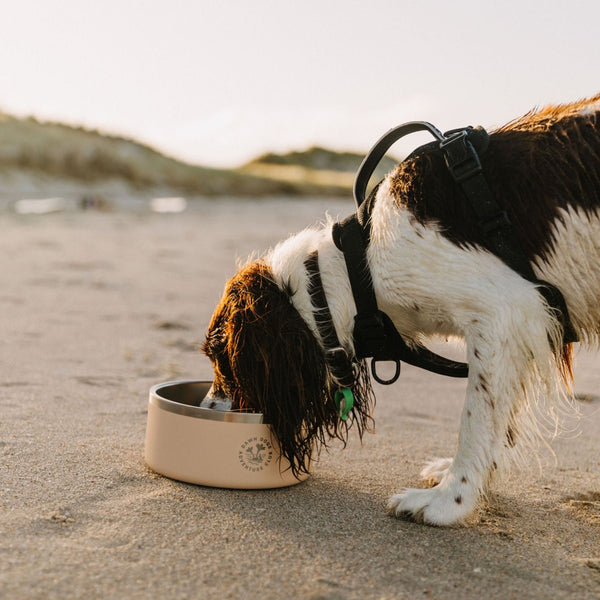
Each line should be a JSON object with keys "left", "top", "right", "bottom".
{"left": 1, "top": 197, "right": 599, "bottom": 600}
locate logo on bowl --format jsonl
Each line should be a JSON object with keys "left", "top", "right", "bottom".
{"left": 238, "top": 436, "right": 274, "bottom": 472}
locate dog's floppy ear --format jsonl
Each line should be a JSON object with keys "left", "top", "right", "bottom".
{"left": 225, "top": 261, "right": 339, "bottom": 476}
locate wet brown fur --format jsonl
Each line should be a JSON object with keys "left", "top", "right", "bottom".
{"left": 202, "top": 261, "right": 374, "bottom": 477}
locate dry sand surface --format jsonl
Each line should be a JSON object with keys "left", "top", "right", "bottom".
{"left": 1, "top": 197, "right": 599, "bottom": 600}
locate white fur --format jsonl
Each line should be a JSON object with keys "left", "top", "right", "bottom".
{"left": 533, "top": 205, "right": 600, "bottom": 345}
{"left": 266, "top": 177, "right": 599, "bottom": 526}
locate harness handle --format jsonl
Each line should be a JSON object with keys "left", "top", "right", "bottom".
{"left": 354, "top": 121, "right": 444, "bottom": 208}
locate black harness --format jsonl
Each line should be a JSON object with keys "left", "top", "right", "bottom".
{"left": 305, "top": 121, "right": 577, "bottom": 392}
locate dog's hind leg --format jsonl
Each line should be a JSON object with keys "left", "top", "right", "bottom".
{"left": 388, "top": 283, "right": 560, "bottom": 526}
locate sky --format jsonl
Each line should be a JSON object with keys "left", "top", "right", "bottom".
{"left": 1, "top": 0, "right": 599, "bottom": 168}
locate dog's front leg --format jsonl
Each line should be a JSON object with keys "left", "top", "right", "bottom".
{"left": 388, "top": 319, "right": 539, "bottom": 526}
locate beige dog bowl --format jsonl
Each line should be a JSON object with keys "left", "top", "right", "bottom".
{"left": 145, "top": 380, "right": 309, "bottom": 489}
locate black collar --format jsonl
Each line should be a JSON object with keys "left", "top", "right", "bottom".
{"left": 304, "top": 250, "right": 356, "bottom": 387}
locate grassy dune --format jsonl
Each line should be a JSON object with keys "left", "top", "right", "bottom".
{"left": 239, "top": 147, "right": 399, "bottom": 195}
{"left": 0, "top": 113, "right": 398, "bottom": 198}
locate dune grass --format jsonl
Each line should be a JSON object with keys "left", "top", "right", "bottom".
{"left": 0, "top": 114, "right": 385, "bottom": 197}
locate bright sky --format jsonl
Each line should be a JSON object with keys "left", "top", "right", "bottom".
{"left": 1, "top": 0, "right": 598, "bottom": 167}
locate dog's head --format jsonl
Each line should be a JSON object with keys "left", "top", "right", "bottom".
{"left": 202, "top": 259, "right": 374, "bottom": 476}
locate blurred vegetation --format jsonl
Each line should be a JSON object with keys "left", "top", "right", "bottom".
{"left": 0, "top": 113, "right": 400, "bottom": 197}
{"left": 248, "top": 146, "right": 398, "bottom": 173}
{"left": 240, "top": 147, "right": 399, "bottom": 194}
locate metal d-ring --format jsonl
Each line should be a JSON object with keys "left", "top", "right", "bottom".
{"left": 371, "top": 358, "right": 401, "bottom": 385}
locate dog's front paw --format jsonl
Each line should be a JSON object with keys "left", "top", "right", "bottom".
{"left": 388, "top": 485, "right": 477, "bottom": 527}
{"left": 420, "top": 458, "right": 453, "bottom": 486}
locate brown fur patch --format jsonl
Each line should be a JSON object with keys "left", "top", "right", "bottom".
{"left": 389, "top": 94, "right": 600, "bottom": 262}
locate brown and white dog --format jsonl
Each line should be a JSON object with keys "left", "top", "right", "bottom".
{"left": 202, "top": 95, "right": 600, "bottom": 526}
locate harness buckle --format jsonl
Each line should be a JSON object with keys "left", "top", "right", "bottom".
{"left": 440, "top": 130, "right": 482, "bottom": 183}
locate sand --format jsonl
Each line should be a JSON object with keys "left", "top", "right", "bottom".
{"left": 1, "top": 197, "right": 598, "bottom": 599}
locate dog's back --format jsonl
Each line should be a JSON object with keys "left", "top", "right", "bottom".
{"left": 389, "top": 94, "right": 600, "bottom": 344}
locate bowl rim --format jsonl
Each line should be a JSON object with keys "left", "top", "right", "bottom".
{"left": 149, "top": 379, "right": 265, "bottom": 424}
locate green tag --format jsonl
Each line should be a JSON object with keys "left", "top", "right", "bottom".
{"left": 334, "top": 388, "right": 354, "bottom": 421}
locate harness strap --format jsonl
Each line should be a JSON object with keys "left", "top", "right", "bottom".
{"left": 332, "top": 216, "right": 469, "bottom": 381}
{"left": 441, "top": 130, "right": 578, "bottom": 344}
{"left": 442, "top": 129, "right": 544, "bottom": 280}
